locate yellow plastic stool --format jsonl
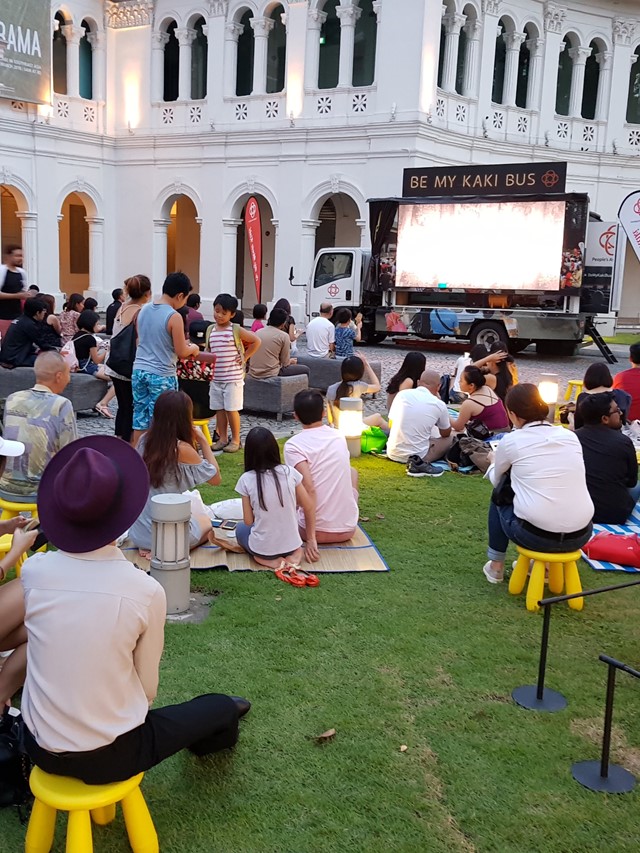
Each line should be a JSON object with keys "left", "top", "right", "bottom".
{"left": 25, "top": 768, "right": 158, "bottom": 853}
{"left": 564, "top": 379, "right": 583, "bottom": 402}
{"left": 0, "top": 498, "right": 38, "bottom": 577}
{"left": 509, "top": 546, "right": 583, "bottom": 613}
{"left": 193, "top": 419, "right": 213, "bottom": 446}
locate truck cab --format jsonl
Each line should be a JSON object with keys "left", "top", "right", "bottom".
{"left": 307, "top": 248, "right": 368, "bottom": 318}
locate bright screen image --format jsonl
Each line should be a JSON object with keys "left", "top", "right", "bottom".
{"left": 395, "top": 200, "right": 567, "bottom": 291}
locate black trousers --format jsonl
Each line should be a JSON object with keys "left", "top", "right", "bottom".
{"left": 24, "top": 694, "right": 239, "bottom": 784}
{"left": 112, "top": 378, "right": 134, "bottom": 442}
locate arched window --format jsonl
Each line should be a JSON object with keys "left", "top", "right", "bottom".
{"left": 318, "top": 0, "right": 340, "bottom": 89}
{"left": 437, "top": 22, "right": 446, "bottom": 88}
{"left": 582, "top": 41, "right": 600, "bottom": 120}
{"left": 492, "top": 22, "right": 506, "bottom": 104}
{"left": 163, "top": 21, "right": 179, "bottom": 102}
{"left": 266, "top": 5, "right": 286, "bottom": 93}
{"left": 53, "top": 12, "right": 67, "bottom": 95}
{"left": 555, "top": 36, "right": 572, "bottom": 115}
{"left": 236, "top": 11, "right": 254, "bottom": 96}
{"left": 455, "top": 25, "right": 467, "bottom": 94}
{"left": 79, "top": 20, "right": 93, "bottom": 100}
{"left": 353, "top": 0, "right": 377, "bottom": 87}
{"left": 626, "top": 47, "right": 640, "bottom": 124}
{"left": 191, "top": 17, "right": 207, "bottom": 99}
{"left": 515, "top": 29, "right": 531, "bottom": 108}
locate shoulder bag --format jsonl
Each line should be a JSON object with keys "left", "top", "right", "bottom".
{"left": 106, "top": 314, "right": 138, "bottom": 379}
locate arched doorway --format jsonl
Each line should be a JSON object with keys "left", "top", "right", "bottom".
{"left": 0, "top": 186, "right": 21, "bottom": 253}
{"left": 314, "top": 194, "right": 361, "bottom": 255}
{"left": 234, "top": 195, "right": 275, "bottom": 306}
{"left": 59, "top": 193, "right": 90, "bottom": 296}
{"left": 167, "top": 196, "right": 200, "bottom": 289}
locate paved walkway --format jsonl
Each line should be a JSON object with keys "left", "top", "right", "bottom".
{"left": 77, "top": 338, "right": 633, "bottom": 441}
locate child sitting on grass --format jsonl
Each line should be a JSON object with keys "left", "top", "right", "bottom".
{"left": 212, "top": 426, "right": 315, "bottom": 570}
{"left": 334, "top": 308, "right": 362, "bottom": 358}
{"left": 206, "top": 293, "right": 260, "bottom": 453}
{"left": 326, "top": 354, "right": 389, "bottom": 433}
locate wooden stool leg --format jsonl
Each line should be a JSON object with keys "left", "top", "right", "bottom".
{"left": 91, "top": 803, "right": 116, "bottom": 825}
{"left": 526, "top": 560, "right": 546, "bottom": 612}
{"left": 121, "top": 787, "right": 159, "bottom": 853}
{"left": 25, "top": 799, "right": 57, "bottom": 853}
{"left": 564, "top": 560, "right": 584, "bottom": 611}
{"left": 548, "top": 562, "right": 564, "bottom": 595}
{"left": 66, "top": 810, "right": 93, "bottom": 853}
{"left": 509, "top": 554, "right": 529, "bottom": 595}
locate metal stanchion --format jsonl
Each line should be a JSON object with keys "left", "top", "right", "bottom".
{"left": 150, "top": 494, "right": 191, "bottom": 615}
{"left": 572, "top": 655, "right": 638, "bottom": 793}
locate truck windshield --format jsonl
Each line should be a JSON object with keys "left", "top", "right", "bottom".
{"left": 313, "top": 253, "right": 353, "bottom": 288}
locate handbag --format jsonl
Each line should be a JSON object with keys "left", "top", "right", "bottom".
{"left": 491, "top": 470, "right": 515, "bottom": 506}
{"left": 466, "top": 418, "right": 493, "bottom": 441}
{"left": 582, "top": 532, "right": 640, "bottom": 568}
{"left": 459, "top": 435, "right": 492, "bottom": 474}
{"left": 0, "top": 707, "right": 32, "bottom": 819}
{"left": 361, "top": 425, "right": 388, "bottom": 454}
{"left": 106, "top": 319, "right": 137, "bottom": 379}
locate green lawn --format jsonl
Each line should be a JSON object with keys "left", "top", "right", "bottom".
{"left": 2, "top": 451, "right": 640, "bottom": 851}
{"left": 602, "top": 333, "right": 640, "bottom": 346}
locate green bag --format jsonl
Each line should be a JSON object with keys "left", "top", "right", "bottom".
{"left": 361, "top": 425, "right": 388, "bottom": 454}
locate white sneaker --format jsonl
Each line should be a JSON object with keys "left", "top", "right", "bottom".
{"left": 483, "top": 561, "right": 503, "bottom": 584}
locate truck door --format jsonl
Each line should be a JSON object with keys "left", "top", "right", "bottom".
{"left": 308, "top": 250, "right": 357, "bottom": 317}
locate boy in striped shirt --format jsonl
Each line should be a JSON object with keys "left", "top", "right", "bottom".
{"left": 208, "top": 294, "right": 260, "bottom": 452}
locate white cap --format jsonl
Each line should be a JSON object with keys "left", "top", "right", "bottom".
{"left": 0, "top": 436, "right": 25, "bottom": 457}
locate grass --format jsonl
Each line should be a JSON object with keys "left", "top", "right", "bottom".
{"left": 601, "top": 333, "right": 640, "bottom": 346}
{"left": 3, "top": 449, "right": 640, "bottom": 851}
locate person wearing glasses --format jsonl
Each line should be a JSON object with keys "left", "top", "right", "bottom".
{"left": 575, "top": 391, "right": 639, "bottom": 524}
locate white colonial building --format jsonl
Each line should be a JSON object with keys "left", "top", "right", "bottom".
{"left": 1, "top": 0, "right": 640, "bottom": 317}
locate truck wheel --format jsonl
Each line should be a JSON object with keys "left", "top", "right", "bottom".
{"left": 470, "top": 321, "right": 508, "bottom": 350}
{"left": 508, "top": 340, "right": 531, "bottom": 354}
{"left": 536, "top": 340, "right": 577, "bottom": 357}
{"left": 362, "top": 327, "right": 387, "bottom": 345}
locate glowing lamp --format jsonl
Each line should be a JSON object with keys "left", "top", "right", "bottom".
{"left": 338, "top": 397, "right": 364, "bottom": 458}
{"left": 538, "top": 373, "right": 559, "bottom": 422}
{"left": 150, "top": 494, "right": 191, "bottom": 614}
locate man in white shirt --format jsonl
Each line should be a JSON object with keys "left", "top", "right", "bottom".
{"left": 387, "top": 369, "right": 452, "bottom": 477}
{"left": 304, "top": 302, "right": 335, "bottom": 358}
{"left": 18, "top": 435, "right": 250, "bottom": 784}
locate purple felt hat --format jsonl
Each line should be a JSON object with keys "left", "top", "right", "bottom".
{"left": 37, "top": 436, "right": 150, "bottom": 553}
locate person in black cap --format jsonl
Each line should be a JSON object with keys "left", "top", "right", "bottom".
{"left": 13, "top": 435, "right": 250, "bottom": 784}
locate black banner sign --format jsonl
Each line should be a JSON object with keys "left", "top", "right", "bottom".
{"left": 402, "top": 162, "right": 567, "bottom": 198}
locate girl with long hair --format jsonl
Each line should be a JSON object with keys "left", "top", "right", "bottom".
{"left": 129, "top": 390, "right": 221, "bottom": 556}
{"left": 386, "top": 351, "right": 426, "bottom": 410}
{"left": 58, "top": 293, "right": 85, "bottom": 343}
{"left": 213, "top": 426, "right": 313, "bottom": 571}
{"left": 72, "top": 309, "right": 117, "bottom": 417}
{"left": 327, "top": 354, "right": 388, "bottom": 432}
{"left": 272, "top": 297, "right": 300, "bottom": 354}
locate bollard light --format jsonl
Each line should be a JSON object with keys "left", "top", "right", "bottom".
{"left": 538, "top": 373, "right": 559, "bottom": 423}
{"left": 150, "top": 494, "right": 191, "bottom": 614}
{"left": 339, "top": 397, "right": 364, "bottom": 458}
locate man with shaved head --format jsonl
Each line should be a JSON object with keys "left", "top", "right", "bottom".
{"left": 386, "top": 368, "right": 452, "bottom": 477}
{"left": 0, "top": 351, "right": 77, "bottom": 500}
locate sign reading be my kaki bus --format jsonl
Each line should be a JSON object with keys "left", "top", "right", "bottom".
{"left": 0, "top": 0, "right": 51, "bottom": 105}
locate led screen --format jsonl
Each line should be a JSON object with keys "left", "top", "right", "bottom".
{"left": 395, "top": 200, "right": 569, "bottom": 291}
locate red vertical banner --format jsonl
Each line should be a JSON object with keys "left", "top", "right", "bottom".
{"left": 245, "top": 197, "right": 262, "bottom": 303}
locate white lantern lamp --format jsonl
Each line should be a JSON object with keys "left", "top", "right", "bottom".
{"left": 150, "top": 494, "right": 192, "bottom": 614}
{"left": 338, "top": 397, "right": 364, "bottom": 458}
{"left": 538, "top": 373, "right": 559, "bottom": 423}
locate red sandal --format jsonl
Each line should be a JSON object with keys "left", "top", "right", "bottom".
{"left": 295, "top": 569, "right": 320, "bottom": 587}
{"left": 274, "top": 565, "right": 306, "bottom": 587}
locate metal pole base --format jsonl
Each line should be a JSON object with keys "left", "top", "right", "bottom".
{"left": 512, "top": 684, "right": 567, "bottom": 712}
{"left": 572, "top": 760, "right": 636, "bottom": 793}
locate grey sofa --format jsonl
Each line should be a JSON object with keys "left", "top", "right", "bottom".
{"left": 0, "top": 367, "right": 106, "bottom": 413}
{"left": 296, "top": 356, "right": 382, "bottom": 394}
{"left": 243, "top": 374, "right": 309, "bottom": 420}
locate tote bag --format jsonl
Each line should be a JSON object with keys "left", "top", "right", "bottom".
{"left": 106, "top": 319, "right": 137, "bottom": 379}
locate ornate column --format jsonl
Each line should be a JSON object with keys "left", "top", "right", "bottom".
{"left": 151, "top": 32, "right": 169, "bottom": 102}
{"left": 175, "top": 28, "right": 196, "bottom": 100}
{"left": 605, "top": 19, "right": 637, "bottom": 149}
{"left": 594, "top": 51, "right": 613, "bottom": 122}
{"left": 461, "top": 20, "right": 482, "bottom": 97}
{"left": 152, "top": 219, "right": 171, "bottom": 291}
{"left": 525, "top": 37, "right": 544, "bottom": 110}
{"left": 15, "top": 213, "right": 38, "bottom": 286}
{"left": 336, "top": 4, "right": 361, "bottom": 88}
{"left": 502, "top": 31, "right": 526, "bottom": 106}
{"left": 61, "top": 25, "right": 84, "bottom": 98}
{"left": 305, "top": 10, "right": 327, "bottom": 90}
{"left": 84, "top": 217, "right": 104, "bottom": 294}
{"left": 568, "top": 46, "right": 591, "bottom": 118}
{"left": 300, "top": 219, "right": 321, "bottom": 287}
{"left": 224, "top": 22, "right": 244, "bottom": 97}
{"left": 476, "top": 0, "right": 502, "bottom": 122}
{"left": 537, "top": 3, "right": 566, "bottom": 140}
{"left": 221, "top": 219, "right": 242, "bottom": 298}
{"left": 86, "top": 31, "right": 106, "bottom": 102}
{"left": 440, "top": 14, "right": 466, "bottom": 93}
{"left": 251, "top": 17, "right": 275, "bottom": 96}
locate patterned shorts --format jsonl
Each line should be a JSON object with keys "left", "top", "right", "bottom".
{"left": 132, "top": 370, "right": 178, "bottom": 431}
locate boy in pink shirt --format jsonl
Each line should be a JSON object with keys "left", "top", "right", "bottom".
{"left": 284, "top": 390, "right": 359, "bottom": 562}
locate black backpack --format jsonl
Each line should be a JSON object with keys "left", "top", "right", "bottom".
{"left": 0, "top": 707, "right": 32, "bottom": 820}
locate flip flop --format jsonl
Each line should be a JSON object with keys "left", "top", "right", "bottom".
{"left": 292, "top": 568, "right": 320, "bottom": 587}
{"left": 274, "top": 564, "right": 306, "bottom": 587}
{"left": 94, "top": 404, "right": 114, "bottom": 419}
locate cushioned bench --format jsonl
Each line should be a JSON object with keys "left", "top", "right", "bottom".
{"left": 243, "top": 374, "right": 309, "bottom": 420}
{"left": 295, "top": 356, "right": 382, "bottom": 394}
{"left": 0, "top": 367, "right": 106, "bottom": 413}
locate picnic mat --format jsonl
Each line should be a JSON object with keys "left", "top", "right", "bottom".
{"left": 120, "top": 525, "right": 389, "bottom": 574}
{"left": 581, "top": 521, "right": 640, "bottom": 574}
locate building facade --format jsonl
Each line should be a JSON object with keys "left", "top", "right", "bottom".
{"left": 1, "top": 0, "right": 639, "bottom": 318}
